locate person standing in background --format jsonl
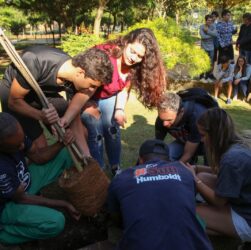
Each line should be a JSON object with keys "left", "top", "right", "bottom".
{"left": 236, "top": 13, "right": 251, "bottom": 64}
{"left": 211, "top": 11, "right": 220, "bottom": 70}
{"left": 216, "top": 10, "right": 237, "bottom": 64}
{"left": 199, "top": 14, "right": 218, "bottom": 83}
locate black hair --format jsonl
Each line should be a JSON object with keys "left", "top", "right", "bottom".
{"left": 140, "top": 153, "right": 170, "bottom": 163}
{"left": 243, "top": 13, "right": 251, "bottom": 21}
{"left": 219, "top": 55, "right": 230, "bottom": 64}
{"left": 72, "top": 48, "right": 113, "bottom": 84}
{"left": 211, "top": 11, "right": 219, "bottom": 17}
{"left": 221, "top": 9, "right": 231, "bottom": 17}
{"left": 205, "top": 14, "right": 213, "bottom": 21}
{"left": 0, "top": 112, "right": 19, "bottom": 141}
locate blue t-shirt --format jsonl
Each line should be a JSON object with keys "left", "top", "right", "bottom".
{"left": 0, "top": 136, "right": 32, "bottom": 214}
{"left": 156, "top": 101, "right": 207, "bottom": 143}
{"left": 108, "top": 160, "right": 213, "bottom": 250}
{"left": 216, "top": 144, "right": 251, "bottom": 227}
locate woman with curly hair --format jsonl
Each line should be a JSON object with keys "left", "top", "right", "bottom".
{"left": 81, "top": 28, "right": 166, "bottom": 173}
{"left": 186, "top": 108, "right": 251, "bottom": 242}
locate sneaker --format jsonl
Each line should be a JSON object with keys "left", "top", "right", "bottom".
{"left": 207, "top": 78, "right": 214, "bottom": 84}
{"left": 111, "top": 165, "right": 122, "bottom": 177}
{"left": 233, "top": 96, "right": 237, "bottom": 101}
{"left": 200, "top": 78, "right": 208, "bottom": 84}
{"left": 226, "top": 98, "right": 232, "bottom": 104}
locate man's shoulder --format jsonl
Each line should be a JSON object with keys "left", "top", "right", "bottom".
{"left": 0, "top": 153, "right": 16, "bottom": 174}
{"left": 22, "top": 45, "right": 70, "bottom": 62}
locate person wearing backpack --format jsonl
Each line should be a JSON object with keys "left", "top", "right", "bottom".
{"left": 155, "top": 89, "right": 217, "bottom": 164}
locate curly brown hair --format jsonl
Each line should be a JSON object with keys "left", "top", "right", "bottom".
{"left": 103, "top": 28, "right": 167, "bottom": 109}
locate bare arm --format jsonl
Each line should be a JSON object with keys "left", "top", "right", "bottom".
{"left": 26, "top": 129, "right": 75, "bottom": 164}
{"left": 13, "top": 184, "right": 80, "bottom": 220}
{"left": 179, "top": 141, "right": 199, "bottom": 163}
{"left": 62, "top": 91, "right": 96, "bottom": 127}
{"left": 184, "top": 164, "right": 228, "bottom": 207}
{"left": 114, "top": 86, "right": 130, "bottom": 127}
{"left": 9, "top": 79, "right": 59, "bottom": 124}
{"left": 9, "top": 78, "right": 43, "bottom": 120}
{"left": 195, "top": 179, "right": 228, "bottom": 207}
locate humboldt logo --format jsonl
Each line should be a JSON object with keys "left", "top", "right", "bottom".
{"left": 134, "top": 164, "right": 181, "bottom": 184}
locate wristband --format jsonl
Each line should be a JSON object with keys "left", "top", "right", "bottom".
{"left": 115, "top": 108, "right": 124, "bottom": 112}
{"left": 196, "top": 178, "right": 203, "bottom": 185}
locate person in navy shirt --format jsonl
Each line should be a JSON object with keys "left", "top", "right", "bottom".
{"left": 0, "top": 112, "right": 80, "bottom": 245}
{"left": 107, "top": 139, "right": 213, "bottom": 250}
{"left": 187, "top": 108, "right": 251, "bottom": 243}
{"left": 155, "top": 92, "right": 208, "bottom": 163}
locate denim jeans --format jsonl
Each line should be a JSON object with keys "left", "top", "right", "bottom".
{"left": 81, "top": 95, "right": 121, "bottom": 168}
{"left": 233, "top": 80, "right": 249, "bottom": 98}
{"left": 242, "top": 50, "right": 251, "bottom": 65}
{"left": 168, "top": 140, "right": 206, "bottom": 164}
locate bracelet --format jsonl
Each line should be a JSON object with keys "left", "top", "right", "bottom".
{"left": 196, "top": 178, "right": 203, "bottom": 185}
{"left": 115, "top": 108, "right": 124, "bottom": 112}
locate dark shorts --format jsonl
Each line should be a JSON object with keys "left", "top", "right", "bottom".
{"left": 0, "top": 81, "right": 68, "bottom": 140}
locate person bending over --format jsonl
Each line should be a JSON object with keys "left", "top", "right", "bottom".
{"left": 0, "top": 46, "right": 113, "bottom": 156}
{"left": 107, "top": 139, "right": 212, "bottom": 250}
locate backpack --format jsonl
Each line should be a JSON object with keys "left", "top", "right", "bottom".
{"left": 177, "top": 87, "right": 219, "bottom": 108}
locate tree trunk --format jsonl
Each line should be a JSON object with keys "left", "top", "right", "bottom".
{"left": 112, "top": 13, "right": 116, "bottom": 32}
{"left": 58, "top": 21, "right": 62, "bottom": 39}
{"left": 93, "top": 0, "right": 109, "bottom": 36}
{"left": 49, "top": 23, "right": 55, "bottom": 47}
{"left": 44, "top": 24, "right": 48, "bottom": 39}
{"left": 175, "top": 11, "right": 179, "bottom": 24}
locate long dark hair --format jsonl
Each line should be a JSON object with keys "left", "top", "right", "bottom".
{"left": 104, "top": 28, "right": 167, "bottom": 109}
{"left": 234, "top": 56, "right": 247, "bottom": 76}
{"left": 197, "top": 108, "right": 243, "bottom": 173}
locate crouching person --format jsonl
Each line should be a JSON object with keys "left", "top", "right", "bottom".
{"left": 186, "top": 108, "right": 251, "bottom": 242}
{"left": 0, "top": 112, "right": 80, "bottom": 245}
{"left": 107, "top": 139, "right": 213, "bottom": 250}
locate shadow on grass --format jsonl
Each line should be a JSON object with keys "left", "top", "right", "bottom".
{"left": 121, "top": 114, "right": 155, "bottom": 167}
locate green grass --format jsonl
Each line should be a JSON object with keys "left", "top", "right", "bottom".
{"left": 120, "top": 92, "right": 251, "bottom": 168}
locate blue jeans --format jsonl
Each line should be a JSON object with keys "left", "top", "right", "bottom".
{"left": 233, "top": 80, "right": 249, "bottom": 98}
{"left": 168, "top": 140, "right": 206, "bottom": 164}
{"left": 242, "top": 50, "right": 251, "bottom": 65}
{"left": 81, "top": 95, "right": 121, "bottom": 168}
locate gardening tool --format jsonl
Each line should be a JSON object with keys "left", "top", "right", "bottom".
{"left": 0, "top": 28, "right": 110, "bottom": 216}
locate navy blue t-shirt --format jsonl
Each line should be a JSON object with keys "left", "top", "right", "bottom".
{"left": 216, "top": 144, "right": 251, "bottom": 227}
{"left": 0, "top": 136, "right": 32, "bottom": 214}
{"left": 155, "top": 101, "right": 207, "bottom": 143}
{"left": 108, "top": 160, "right": 212, "bottom": 250}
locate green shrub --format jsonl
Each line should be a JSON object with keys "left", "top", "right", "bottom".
{"left": 60, "top": 18, "right": 210, "bottom": 78}
{"left": 122, "top": 18, "right": 210, "bottom": 78}
{"left": 59, "top": 33, "right": 104, "bottom": 56}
